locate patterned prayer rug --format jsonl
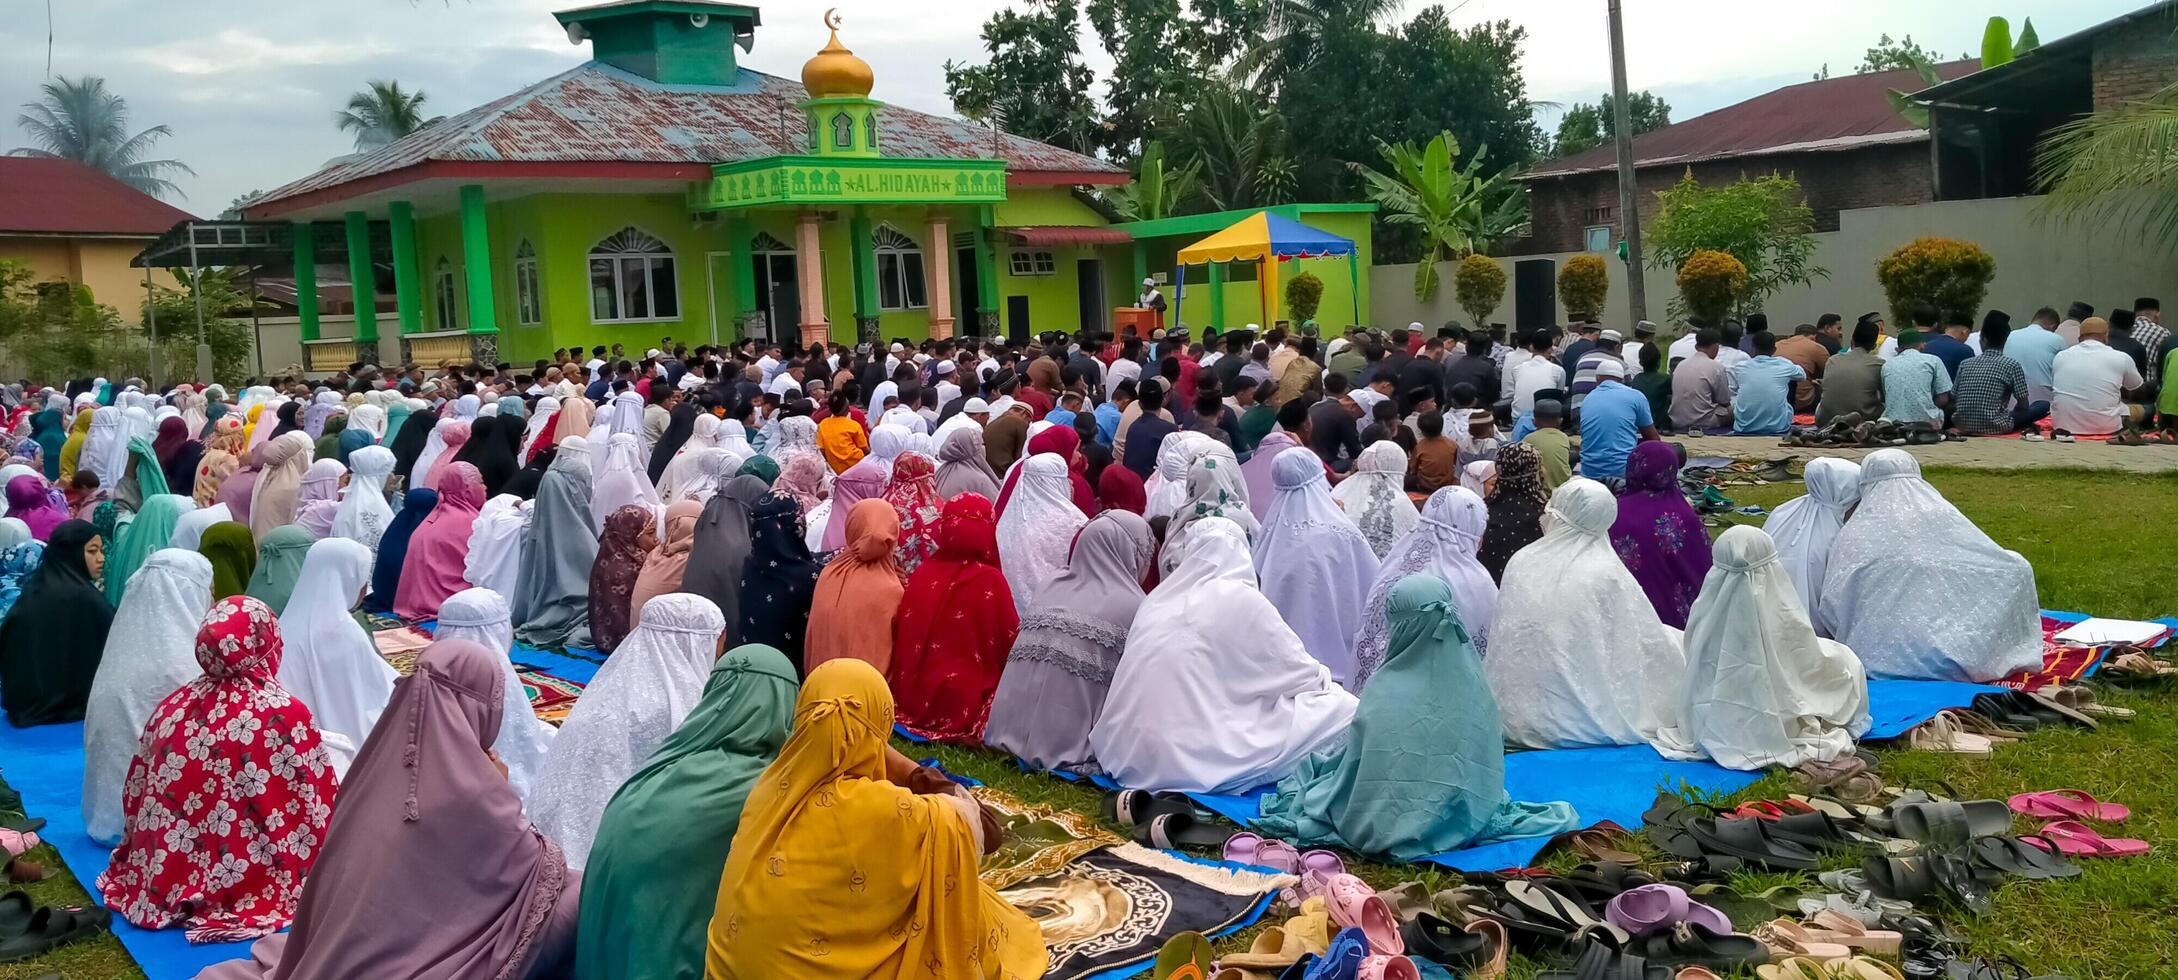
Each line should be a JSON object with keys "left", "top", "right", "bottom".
{"left": 519, "top": 667, "right": 585, "bottom": 725}
{"left": 999, "top": 842, "right": 1292, "bottom": 980}
{"left": 974, "top": 787, "right": 1121, "bottom": 890}
{"left": 1997, "top": 615, "right": 2154, "bottom": 691}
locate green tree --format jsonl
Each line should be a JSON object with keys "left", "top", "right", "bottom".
{"left": 1858, "top": 34, "right": 1959, "bottom": 73}
{"left": 335, "top": 80, "right": 431, "bottom": 152}
{"left": 10, "top": 75, "right": 193, "bottom": 199}
{"left": 1551, "top": 90, "right": 1673, "bottom": 158}
{"left": 1085, "top": 0, "right": 1266, "bottom": 158}
{"left": 1348, "top": 131, "right": 1525, "bottom": 302}
{"left": 2034, "top": 88, "right": 2178, "bottom": 248}
{"left": 223, "top": 190, "right": 266, "bottom": 220}
{"left": 1453, "top": 254, "right": 1506, "bottom": 327}
{"left": 141, "top": 268, "right": 261, "bottom": 385}
{"left": 1159, "top": 83, "right": 1297, "bottom": 211}
{"left": 1647, "top": 170, "right": 1825, "bottom": 320}
{"left": 1104, "top": 140, "right": 1199, "bottom": 221}
{"left": 1236, "top": 0, "right": 1399, "bottom": 91}
{"left": 943, "top": 0, "right": 1100, "bottom": 154}
{"left": 1284, "top": 270, "right": 1324, "bottom": 323}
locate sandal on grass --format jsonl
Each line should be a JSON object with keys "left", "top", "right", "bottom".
{"left": 1153, "top": 930, "right": 1212, "bottom": 980}
{"left": 2026, "top": 820, "right": 2151, "bottom": 858}
{"left": 1969, "top": 835, "right": 2081, "bottom": 880}
{"left": 1802, "top": 909, "right": 1905, "bottom": 959}
{"left": 1828, "top": 955, "right": 1907, "bottom": 980}
{"left": 2040, "top": 686, "right": 2135, "bottom": 720}
{"left": 2006, "top": 789, "right": 2129, "bottom": 823}
{"left": 1937, "top": 709, "right": 2026, "bottom": 743}
{"left": 1749, "top": 918, "right": 1852, "bottom": 961}
{"left": 0, "top": 904, "right": 111, "bottom": 964}
{"left": 1505, "top": 879, "right": 1627, "bottom": 944}
{"left": 1757, "top": 956, "right": 1831, "bottom": 980}
{"left": 1537, "top": 936, "right": 1670, "bottom": 980}
{"left": 1136, "top": 810, "right": 1231, "bottom": 852}
{"left": 1901, "top": 714, "right": 1993, "bottom": 758}
{"left": 2101, "top": 650, "right": 2178, "bottom": 678}
{"left": 1634, "top": 922, "right": 1770, "bottom": 972}
{"left": 1888, "top": 800, "right": 2014, "bottom": 847}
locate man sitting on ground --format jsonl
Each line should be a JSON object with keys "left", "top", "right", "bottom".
{"left": 1730, "top": 332, "right": 1807, "bottom": 436}
{"left": 1817, "top": 316, "right": 1886, "bottom": 425}
{"left": 1577, "top": 360, "right": 1660, "bottom": 484}
{"left": 1522, "top": 398, "right": 1572, "bottom": 489}
{"left": 2051, "top": 315, "right": 2142, "bottom": 437}
{"left": 1881, "top": 327, "right": 1953, "bottom": 428}
{"left": 1669, "top": 328, "right": 1733, "bottom": 433}
{"left": 1952, "top": 315, "right": 2048, "bottom": 437}
{"left": 1409, "top": 410, "right": 1459, "bottom": 493}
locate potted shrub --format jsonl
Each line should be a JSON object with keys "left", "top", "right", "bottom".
{"left": 1284, "top": 271, "right": 1324, "bottom": 325}
{"left": 1875, "top": 237, "right": 1995, "bottom": 325}
{"left": 1557, "top": 254, "right": 1610, "bottom": 321}
{"left": 1453, "top": 254, "right": 1506, "bottom": 329}
{"left": 1676, "top": 250, "right": 1747, "bottom": 326}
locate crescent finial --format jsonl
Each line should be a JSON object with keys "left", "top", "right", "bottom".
{"left": 824, "top": 8, "right": 843, "bottom": 32}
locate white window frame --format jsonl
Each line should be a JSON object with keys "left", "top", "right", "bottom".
{"left": 1582, "top": 225, "right": 1613, "bottom": 254}
{"left": 872, "top": 224, "right": 927, "bottom": 311}
{"left": 588, "top": 226, "right": 679, "bottom": 324}
{"left": 433, "top": 258, "right": 458, "bottom": 330}
{"left": 514, "top": 240, "right": 541, "bottom": 326}
{"left": 1008, "top": 249, "right": 1057, "bottom": 277}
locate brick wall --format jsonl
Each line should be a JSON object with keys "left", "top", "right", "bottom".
{"left": 1518, "top": 142, "right": 1936, "bottom": 255}
{"left": 2093, "top": 29, "right": 2178, "bottom": 111}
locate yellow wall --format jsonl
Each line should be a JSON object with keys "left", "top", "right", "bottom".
{"left": 0, "top": 235, "right": 155, "bottom": 317}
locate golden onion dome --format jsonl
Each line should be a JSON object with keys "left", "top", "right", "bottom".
{"left": 802, "top": 10, "right": 874, "bottom": 99}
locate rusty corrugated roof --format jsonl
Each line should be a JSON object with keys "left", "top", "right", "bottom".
{"left": 256, "top": 62, "right": 1121, "bottom": 208}
{"left": 1524, "top": 60, "right": 1980, "bottom": 180}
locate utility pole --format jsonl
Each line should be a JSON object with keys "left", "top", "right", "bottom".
{"left": 1607, "top": 0, "right": 1647, "bottom": 325}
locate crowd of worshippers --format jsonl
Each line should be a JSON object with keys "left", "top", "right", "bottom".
{"left": 0, "top": 331, "right": 2045, "bottom": 979}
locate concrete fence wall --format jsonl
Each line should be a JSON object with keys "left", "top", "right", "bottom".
{"left": 1371, "top": 195, "right": 2178, "bottom": 338}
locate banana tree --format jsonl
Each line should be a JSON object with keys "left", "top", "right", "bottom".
{"left": 1348, "top": 131, "right": 1526, "bottom": 302}
{"left": 1105, "top": 140, "right": 1199, "bottom": 221}
{"left": 1891, "top": 17, "right": 2039, "bottom": 127}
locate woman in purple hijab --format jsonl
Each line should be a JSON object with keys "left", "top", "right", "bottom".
{"left": 198, "top": 637, "right": 579, "bottom": 980}
{"left": 1607, "top": 440, "right": 1712, "bottom": 629}
{"left": 213, "top": 443, "right": 267, "bottom": 530}
{"left": 5, "top": 475, "right": 65, "bottom": 541}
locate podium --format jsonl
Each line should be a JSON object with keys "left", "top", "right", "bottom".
{"left": 1113, "top": 306, "right": 1160, "bottom": 337}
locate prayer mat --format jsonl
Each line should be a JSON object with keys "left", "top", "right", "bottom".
{"left": 1000, "top": 843, "right": 1290, "bottom": 980}
{"left": 975, "top": 786, "right": 1121, "bottom": 889}
{"left": 362, "top": 611, "right": 411, "bottom": 631}
{"left": 1993, "top": 613, "right": 2169, "bottom": 691}
{"left": 518, "top": 666, "right": 585, "bottom": 725}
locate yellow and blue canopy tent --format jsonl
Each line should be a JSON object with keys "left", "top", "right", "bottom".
{"left": 1174, "top": 210, "right": 1360, "bottom": 327}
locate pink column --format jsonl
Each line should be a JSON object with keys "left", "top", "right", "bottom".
{"left": 796, "top": 210, "right": 829, "bottom": 346}
{"left": 926, "top": 216, "right": 953, "bottom": 340}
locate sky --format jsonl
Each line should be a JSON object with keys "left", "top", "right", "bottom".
{"left": 0, "top": 0, "right": 2147, "bottom": 213}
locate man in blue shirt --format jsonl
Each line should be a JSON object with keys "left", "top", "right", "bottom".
{"left": 1093, "top": 380, "right": 1130, "bottom": 447}
{"left": 2005, "top": 307, "right": 2066, "bottom": 403}
{"left": 1730, "top": 331, "right": 1807, "bottom": 435}
{"left": 1925, "top": 310, "right": 1977, "bottom": 378}
{"left": 1577, "top": 359, "right": 1661, "bottom": 483}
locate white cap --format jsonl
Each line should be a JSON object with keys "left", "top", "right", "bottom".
{"left": 1408, "top": 322, "right": 1425, "bottom": 331}
{"left": 1245, "top": 322, "right": 1261, "bottom": 331}
{"left": 1600, "top": 329, "right": 1623, "bottom": 342}
{"left": 964, "top": 397, "right": 991, "bottom": 413}
{"left": 1595, "top": 359, "right": 1627, "bottom": 378}
{"left": 987, "top": 396, "right": 1018, "bottom": 417}
{"left": 1143, "top": 277, "right": 1157, "bottom": 287}
{"left": 646, "top": 348, "right": 662, "bottom": 358}
{"left": 889, "top": 342, "right": 906, "bottom": 353}
{"left": 1635, "top": 320, "right": 1658, "bottom": 334}
{"left": 933, "top": 359, "right": 956, "bottom": 375}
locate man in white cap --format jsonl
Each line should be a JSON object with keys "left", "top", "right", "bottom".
{"left": 1575, "top": 356, "right": 1660, "bottom": 485}
{"left": 931, "top": 359, "right": 962, "bottom": 408}
{"left": 1624, "top": 320, "right": 1657, "bottom": 378}
{"left": 885, "top": 342, "right": 907, "bottom": 377}
{"left": 932, "top": 395, "right": 990, "bottom": 444}
{"left": 1138, "top": 276, "right": 1167, "bottom": 331}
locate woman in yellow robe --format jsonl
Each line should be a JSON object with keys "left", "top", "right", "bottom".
{"left": 56, "top": 410, "right": 93, "bottom": 484}
{"left": 707, "top": 658, "right": 1044, "bottom": 980}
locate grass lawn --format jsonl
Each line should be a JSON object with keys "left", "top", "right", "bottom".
{"left": 7, "top": 466, "right": 2176, "bottom": 980}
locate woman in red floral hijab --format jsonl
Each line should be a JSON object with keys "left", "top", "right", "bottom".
{"left": 881, "top": 450, "right": 944, "bottom": 576}
{"left": 886, "top": 493, "right": 1019, "bottom": 742}
{"left": 98, "top": 595, "right": 340, "bottom": 943}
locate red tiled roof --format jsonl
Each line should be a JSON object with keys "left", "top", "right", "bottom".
{"left": 1524, "top": 61, "right": 1980, "bottom": 179}
{"left": 0, "top": 157, "right": 195, "bottom": 235}
{"left": 254, "top": 62, "right": 1125, "bottom": 213}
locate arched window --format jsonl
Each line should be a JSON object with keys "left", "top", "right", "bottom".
{"left": 832, "top": 112, "right": 854, "bottom": 150}
{"left": 872, "top": 224, "right": 926, "bottom": 311}
{"left": 588, "top": 227, "right": 678, "bottom": 322}
{"left": 513, "top": 240, "right": 541, "bottom": 326}
{"left": 433, "top": 258, "right": 458, "bottom": 330}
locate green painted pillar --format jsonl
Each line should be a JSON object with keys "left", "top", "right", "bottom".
{"left": 849, "top": 207, "right": 879, "bottom": 323}
{"left": 1207, "top": 261, "right": 1226, "bottom": 331}
{"left": 973, "top": 205, "right": 998, "bottom": 332}
{"left": 1347, "top": 252, "right": 1362, "bottom": 325}
{"left": 293, "top": 222, "right": 319, "bottom": 342}
{"left": 342, "top": 211, "right": 377, "bottom": 343}
{"left": 459, "top": 185, "right": 497, "bottom": 336}
{"left": 388, "top": 201, "right": 423, "bottom": 336}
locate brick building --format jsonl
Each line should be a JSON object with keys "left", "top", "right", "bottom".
{"left": 1518, "top": 62, "right": 1974, "bottom": 255}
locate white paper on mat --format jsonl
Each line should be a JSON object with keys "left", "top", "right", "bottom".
{"left": 2053, "top": 617, "right": 2168, "bottom": 647}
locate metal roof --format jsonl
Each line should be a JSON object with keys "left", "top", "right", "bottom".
{"left": 1913, "top": 2, "right": 2178, "bottom": 107}
{"left": 1522, "top": 60, "right": 1979, "bottom": 180}
{"left": 252, "top": 61, "right": 1122, "bottom": 213}
{"left": 0, "top": 158, "right": 196, "bottom": 236}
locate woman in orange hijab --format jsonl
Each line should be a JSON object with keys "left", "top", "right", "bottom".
{"left": 803, "top": 499, "right": 904, "bottom": 672}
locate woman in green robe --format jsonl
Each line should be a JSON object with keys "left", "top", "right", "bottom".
{"left": 196, "top": 521, "right": 255, "bottom": 600}
{"left": 574, "top": 643, "right": 799, "bottom": 980}
{"left": 1255, "top": 574, "right": 1581, "bottom": 861}
{"left": 242, "top": 524, "right": 314, "bottom": 615}
{"left": 102, "top": 493, "right": 191, "bottom": 606}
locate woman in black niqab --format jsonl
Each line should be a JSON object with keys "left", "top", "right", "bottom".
{"left": 0, "top": 521, "right": 115, "bottom": 726}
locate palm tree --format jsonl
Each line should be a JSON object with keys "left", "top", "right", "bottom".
{"left": 2034, "top": 85, "right": 2178, "bottom": 247}
{"left": 335, "top": 81, "right": 430, "bottom": 152}
{"left": 11, "top": 76, "right": 194, "bottom": 199}
{"left": 1104, "top": 141, "right": 1199, "bottom": 221}
{"left": 1235, "top": 0, "right": 1400, "bottom": 90}
{"left": 1161, "top": 84, "right": 1297, "bottom": 212}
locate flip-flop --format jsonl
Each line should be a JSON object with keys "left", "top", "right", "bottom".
{"left": 1221, "top": 926, "right": 1312, "bottom": 972}
{"left": 1357, "top": 954, "right": 1422, "bottom": 980}
{"left": 1152, "top": 930, "right": 1213, "bottom": 980}
{"left": 1889, "top": 800, "right": 2014, "bottom": 847}
{"left": 1801, "top": 909, "right": 1905, "bottom": 959}
{"left": 0, "top": 904, "right": 111, "bottom": 964}
{"left": 1506, "top": 880, "right": 1628, "bottom": 944}
{"left": 1136, "top": 810, "right": 1231, "bottom": 852}
{"left": 1401, "top": 913, "right": 1485, "bottom": 967}
{"left": 1105, "top": 789, "right": 1193, "bottom": 827}
{"left": 1971, "top": 835, "right": 2083, "bottom": 880}
{"left": 1830, "top": 955, "right": 1908, "bottom": 980}
{"left": 1537, "top": 937, "right": 1671, "bottom": 980}
{"left": 2007, "top": 790, "right": 2130, "bottom": 823}
{"left": 1634, "top": 922, "right": 1770, "bottom": 971}
{"left": 2028, "top": 820, "right": 2152, "bottom": 858}
{"left": 1684, "top": 817, "right": 1820, "bottom": 870}
{"left": 1756, "top": 956, "right": 1831, "bottom": 980}
{"left": 1225, "top": 831, "right": 1268, "bottom": 865}
{"left": 1306, "top": 927, "right": 1370, "bottom": 980}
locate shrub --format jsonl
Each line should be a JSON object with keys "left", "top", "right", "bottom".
{"left": 1284, "top": 270, "right": 1324, "bottom": 325}
{"left": 1453, "top": 255, "right": 1506, "bottom": 328}
{"left": 1676, "top": 250, "right": 1748, "bottom": 325}
{"left": 1875, "top": 237, "right": 1996, "bottom": 326}
{"left": 1557, "top": 254, "right": 1610, "bottom": 320}
{"left": 1648, "top": 170, "right": 1823, "bottom": 320}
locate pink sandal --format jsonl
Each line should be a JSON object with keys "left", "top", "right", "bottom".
{"left": 2027, "top": 820, "right": 2151, "bottom": 858}
{"left": 1324, "top": 873, "right": 1404, "bottom": 956}
{"left": 1358, "top": 954, "right": 1421, "bottom": 980}
{"left": 2008, "top": 790, "right": 2130, "bottom": 823}
{"left": 1223, "top": 832, "right": 1266, "bottom": 865}
{"left": 1255, "top": 839, "right": 1301, "bottom": 875}
{"left": 0, "top": 828, "right": 38, "bottom": 859}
